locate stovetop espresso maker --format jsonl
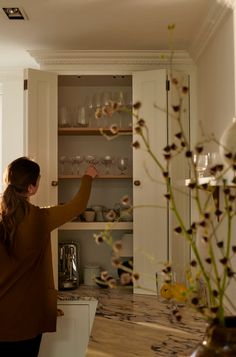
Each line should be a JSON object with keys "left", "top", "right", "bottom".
{"left": 58, "top": 242, "right": 79, "bottom": 290}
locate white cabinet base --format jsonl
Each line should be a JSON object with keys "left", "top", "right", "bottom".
{"left": 39, "top": 300, "right": 97, "bottom": 357}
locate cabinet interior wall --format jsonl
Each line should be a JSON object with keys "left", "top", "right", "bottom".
{"left": 57, "top": 75, "right": 133, "bottom": 282}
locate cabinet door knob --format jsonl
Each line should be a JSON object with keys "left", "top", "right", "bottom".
{"left": 51, "top": 180, "right": 58, "bottom": 187}
{"left": 134, "top": 180, "right": 141, "bottom": 186}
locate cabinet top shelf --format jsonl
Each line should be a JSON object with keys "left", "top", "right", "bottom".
{"left": 58, "top": 127, "right": 133, "bottom": 136}
{"left": 59, "top": 174, "right": 132, "bottom": 179}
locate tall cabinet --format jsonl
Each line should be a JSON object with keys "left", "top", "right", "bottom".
{"left": 24, "top": 54, "right": 195, "bottom": 294}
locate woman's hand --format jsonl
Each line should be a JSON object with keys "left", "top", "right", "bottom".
{"left": 85, "top": 164, "right": 98, "bottom": 178}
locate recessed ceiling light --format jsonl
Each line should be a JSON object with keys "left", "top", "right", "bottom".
{"left": 2, "top": 7, "right": 28, "bottom": 20}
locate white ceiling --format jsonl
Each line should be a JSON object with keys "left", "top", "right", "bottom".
{"left": 0, "top": 0, "right": 233, "bottom": 67}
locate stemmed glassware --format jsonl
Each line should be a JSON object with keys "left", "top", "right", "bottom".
{"left": 85, "top": 155, "right": 99, "bottom": 166}
{"left": 101, "top": 155, "right": 114, "bottom": 175}
{"left": 193, "top": 154, "right": 209, "bottom": 178}
{"left": 117, "top": 157, "right": 128, "bottom": 175}
{"left": 72, "top": 155, "right": 84, "bottom": 175}
{"left": 59, "top": 155, "right": 67, "bottom": 175}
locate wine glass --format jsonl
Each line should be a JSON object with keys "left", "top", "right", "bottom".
{"left": 59, "top": 155, "right": 67, "bottom": 175}
{"left": 101, "top": 155, "right": 114, "bottom": 175}
{"left": 85, "top": 155, "right": 99, "bottom": 166}
{"left": 193, "top": 154, "right": 208, "bottom": 178}
{"left": 117, "top": 157, "right": 128, "bottom": 175}
{"left": 71, "top": 155, "right": 84, "bottom": 175}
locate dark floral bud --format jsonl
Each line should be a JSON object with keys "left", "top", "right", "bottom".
{"left": 215, "top": 209, "right": 223, "bottom": 217}
{"left": 219, "top": 257, "right": 228, "bottom": 265}
{"left": 202, "top": 236, "right": 208, "bottom": 243}
{"left": 182, "top": 86, "right": 189, "bottom": 94}
{"left": 162, "top": 171, "right": 169, "bottom": 178}
{"left": 233, "top": 164, "right": 236, "bottom": 170}
{"left": 225, "top": 152, "right": 232, "bottom": 159}
{"left": 212, "top": 290, "right": 218, "bottom": 297}
{"left": 174, "top": 226, "right": 182, "bottom": 234}
{"left": 229, "top": 195, "right": 236, "bottom": 201}
{"left": 195, "top": 146, "right": 203, "bottom": 154}
{"left": 133, "top": 101, "right": 141, "bottom": 109}
{"left": 170, "top": 143, "right": 177, "bottom": 151}
{"left": 175, "top": 132, "right": 182, "bottom": 139}
{"left": 111, "top": 256, "right": 121, "bottom": 267}
{"left": 109, "top": 124, "right": 119, "bottom": 135}
{"left": 201, "top": 183, "right": 209, "bottom": 190}
{"left": 227, "top": 267, "right": 234, "bottom": 277}
{"left": 217, "top": 164, "right": 224, "bottom": 172}
{"left": 187, "top": 228, "right": 193, "bottom": 235}
{"left": 112, "top": 101, "right": 119, "bottom": 110}
{"left": 190, "top": 260, "right": 197, "bottom": 267}
{"left": 204, "top": 212, "right": 210, "bottom": 219}
{"left": 217, "top": 241, "right": 224, "bottom": 248}
{"left": 137, "top": 118, "right": 145, "bottom": 126}
{"left": 227, "top": 205, "right": 233, "bottom": 212}
{"left": 135, "top": 126, "right": 142, "bottom": 134}
{"left": 164, "top": 193, "right": 171, "bottom": 200}
{"left": 191, "top": 222, "right": 197, "bottom": 230}
{"left": 232, "top": 246, "right": 236, "bottom": 253}
{"left": 199, "top": 220, "right": 206, "bottom": 227}
{"left": 231, "top": 177, "right": 236, "bottom": 184}
{"left": 205, "top": 258, "right": 212, "bottom": 264}
{"left": 132, "top": 141, "right": 140, "bottom": 149}
{"left": 181, "top": 141, "right": 186, "bottom": 147}
{"left": 172, "top": 105, "right": 180, "bottom": 112}
{"left": 171, "top": 78, "right": 178, "bottom": 85}
{"left": 185, "top": 150, "right": 192, "bottom": 158}
{"left": 224, "top": 188, "right": 230, "bottom": 195}
{"left": 188, "top": 182, "right": 196, "bottom": 189}
{"left": 163, "top": 145, "right": 171, "bottom": 152}
{"left": 164, "top": 154, "right": 171, "bottom": 160}
{"left": 191, "top": 297, "right": 199, "bottom": 305}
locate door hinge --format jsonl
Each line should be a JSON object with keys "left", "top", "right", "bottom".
{"left": 166, "top": 79, "right": 170, "bottom": 91}
{"left": 24, "top": 79, "right": 28, "bottom": 90}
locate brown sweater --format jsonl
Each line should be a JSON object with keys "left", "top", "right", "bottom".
{"left": 0, "top": 175, "right": 92, "bottom": 341}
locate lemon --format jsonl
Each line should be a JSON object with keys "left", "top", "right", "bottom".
{"left": 171, "top": 283, "right": 188, "bottom": 302}
{"left": 160, "top": 283, "right": 173, "bottom": 300}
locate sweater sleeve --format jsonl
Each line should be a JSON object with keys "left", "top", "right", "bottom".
{"left": 40, "top": 175, "right": 93, "bottom": 232}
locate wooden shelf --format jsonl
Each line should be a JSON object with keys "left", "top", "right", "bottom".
{"left": 59, "top": 175, "right": 132, "bottom": 179}
{"left": 58, "top": 127, "right": 132, "bottom": 136}
{"left": 59, "top": 221, "right": 133, "bottom": 230}
{"left": 185, "top": 176, "right": 236, "bottom": 187}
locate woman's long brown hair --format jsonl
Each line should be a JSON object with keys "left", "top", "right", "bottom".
{"left": 0, "top": 157, "right": 40, "bottom": 253}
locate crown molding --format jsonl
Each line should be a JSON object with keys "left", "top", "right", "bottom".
{"left": 189, "top": 0, "right": 234, "bottom": 62}
{"left": 28, "top": 50, "right": 194, "bottom": 72}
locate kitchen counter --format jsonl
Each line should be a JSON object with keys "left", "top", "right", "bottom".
{"left": 59, "top": 286, "right": 206, "bottom": 357}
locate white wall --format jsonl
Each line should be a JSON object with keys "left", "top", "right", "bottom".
{"left": 0, "top": 70, "right": 24, "bottom": 186}
{"left": 196, "top": 10, "right": 236, "bottom": 313}
{"left": 196, "top": 11, "right": 235, "bottom": 153}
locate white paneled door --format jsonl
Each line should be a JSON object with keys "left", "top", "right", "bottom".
{"left": 133, "top": 69, "right": 168, "bottom": 294}
{"left": 24, "top": 68, "right": 58, "bottom": 287}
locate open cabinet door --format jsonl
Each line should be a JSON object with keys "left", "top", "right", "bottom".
{"left": 24, "top": 68, "right": 58, "bottom": 287}
{"left": 133, "top": 69, "right": 168, "bottom": 294}
{"left": 24, "top": 68, "right": 58, "bottom": 207}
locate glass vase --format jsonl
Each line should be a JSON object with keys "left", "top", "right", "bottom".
{"left": 191, "top": 316, "right": 236, "bottom": 356}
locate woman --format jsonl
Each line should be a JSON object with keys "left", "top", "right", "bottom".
{"left": 0, "top": 156, "right": 97, "bottom": 356}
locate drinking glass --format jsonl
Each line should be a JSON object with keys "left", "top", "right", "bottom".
{"left": 71, "top": 155, "right": 84, "bottom": 175}
{"left": 59, "top": 155, "right": 67, "bottom": 175}
{"left": 193, "top": 154, "right": 208, "bottom": 178}
{"left": 59, "top": 106, "right": 70, "bottom": 127}
{"left": 101, "top": 155, "right": 114, "bottom": 175}
{"left": 117, "top": 157, "right": 128, "bottom": 175}
{"left": 85, "top": 155, "right": 99, "bottom": 166}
